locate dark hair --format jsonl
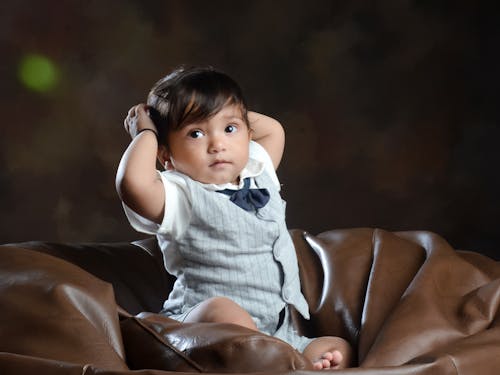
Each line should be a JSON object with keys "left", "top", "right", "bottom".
{"left": 147, "top": 66, "right": 249, "bottom": 146}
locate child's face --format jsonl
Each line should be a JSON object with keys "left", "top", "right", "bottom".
{"left": 165, "top": 104, "right": 251, "bottom": 185}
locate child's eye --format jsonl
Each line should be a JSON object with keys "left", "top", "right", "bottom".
{"left": 225, "top": 124, "right": 237, "bottom": 133}
{"left": 189, "top": 130, "right": 204, "bottom": 138}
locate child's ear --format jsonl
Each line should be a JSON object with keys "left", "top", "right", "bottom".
{"left": 157, "top": 145, "right": 172, "bottom": 170}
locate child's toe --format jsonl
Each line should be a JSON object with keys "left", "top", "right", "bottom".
{"left": 331, "top": 350, "right": 343, "bottom": 365}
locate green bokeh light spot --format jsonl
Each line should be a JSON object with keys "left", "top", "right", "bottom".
{"left": 18, "top": 54, "right": 59, "bottom": 92}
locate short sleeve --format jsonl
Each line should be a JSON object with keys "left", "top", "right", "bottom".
{"left": 122, "top": 171, "right": 192, "bottom": 239}
{"left": 249, "top": 141, "right": 281, "bottom": 190}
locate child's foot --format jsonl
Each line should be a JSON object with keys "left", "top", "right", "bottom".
{"left": 312, "top": 350, "right": 343, "bottom": 370}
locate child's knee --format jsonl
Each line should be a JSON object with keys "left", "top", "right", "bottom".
{"left": 187, "top": 296, "right": 257, "bottom": 330}
{"left": 210, "top": 297, "right": 257, "bottom": 329}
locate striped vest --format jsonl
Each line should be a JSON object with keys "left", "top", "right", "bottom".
{"left": 161, "top": 171, "right": 309, "bottom": 332}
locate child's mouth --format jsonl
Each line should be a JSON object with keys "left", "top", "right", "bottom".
{"left": 210, "top": 160, "right": 230, "bottom": 167}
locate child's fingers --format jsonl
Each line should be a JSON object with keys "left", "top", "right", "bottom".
{"left": 123, "top": 104, "right": 154, "bottom": 139}
{"left": 127, "top": 106, "right": 138, "bottom": 122}
{"left": 124, "top": 116, "right": 131, "bottom": 132}
{"left": 123, "top": 106, "right": 139, "bottom": 135}
{"left": 135, "top": 103, "right": 148, "bottom": 117}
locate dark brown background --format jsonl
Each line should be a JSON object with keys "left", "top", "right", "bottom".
{"left": 1, "top": 1, "right": 499, "bottom": 259}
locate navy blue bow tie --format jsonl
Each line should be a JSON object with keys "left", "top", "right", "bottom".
{"left": 217, "top": 177, "right": 270, "bottom": 211}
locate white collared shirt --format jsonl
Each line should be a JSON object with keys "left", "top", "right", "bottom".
{"left": 123, "top": 141, "right": 280, "bottom": 239}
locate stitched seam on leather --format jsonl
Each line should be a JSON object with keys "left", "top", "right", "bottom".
{"left": 303, "top": 232, "right": 329, "bottom": 310}
{"left": 131, "top": 241, "right": 170, "bottom": 282}
{"left": 445, "top": 353, "right": 459, "bottom": 375}
{"left": 360, "top": 229, "right": 378, "bottom": 328}
{"left": 357, "top": 228, "right": 378, "bottom": 361}
{"left": 82, "top": 364, "right": 91, "bottom": 375}
{"left": 128, "top": 317, "right": 204, "bottom": 372}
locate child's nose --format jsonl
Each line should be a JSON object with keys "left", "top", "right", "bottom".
{"left": 208, "top": 135, "right": 226, "bottom": 153}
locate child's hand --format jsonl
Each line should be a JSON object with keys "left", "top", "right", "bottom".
{"left": 123, "top": 104, "right": 158, "bottom": 139}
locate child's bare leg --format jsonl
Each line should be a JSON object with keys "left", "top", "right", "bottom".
{"left": 303, "top": 336, "right": 352, "bottom": 370}
{"left": 183, "top": 296, "right": 257, "bottom": 330}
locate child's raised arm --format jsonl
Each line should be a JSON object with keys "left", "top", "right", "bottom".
{"left": 116, "top": 104, "right": 165, "bottom": 224}
{"left": 248, "top": 112, "right": 285, "bottom": 170}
